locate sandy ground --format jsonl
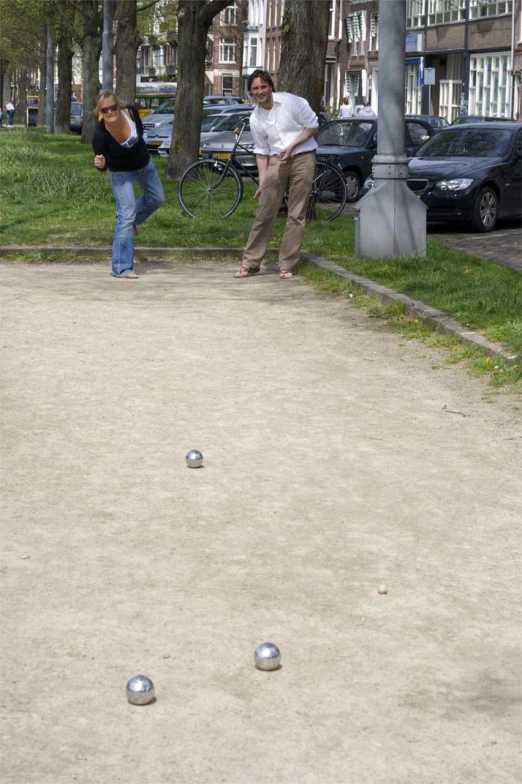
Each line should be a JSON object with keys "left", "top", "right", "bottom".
{"left": 1, "top": 261, "right": 521, "bottom": 784}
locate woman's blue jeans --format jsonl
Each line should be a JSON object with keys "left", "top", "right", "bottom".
{"left": 109, "top": 159, "right": 164, "bottom": 277}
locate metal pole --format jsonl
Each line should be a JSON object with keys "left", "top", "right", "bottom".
{"left": 460, "top": 0, "right": 470, "bottom": 116}
{"left": 355, "top": 0, "right": 427, "bottom": 259}
{"left": 102, "top": 0, "right": 114, "bottom": 91}
{"left": 46, "top": 23, "right": 55, "bottom": 133}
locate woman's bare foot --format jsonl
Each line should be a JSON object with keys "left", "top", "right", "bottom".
{"left": 124, "top": 272, "right": 139, "bottom": 279}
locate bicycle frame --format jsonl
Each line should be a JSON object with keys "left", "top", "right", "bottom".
{"left": 202, "top": 121, "right": 259, "bottom": 188}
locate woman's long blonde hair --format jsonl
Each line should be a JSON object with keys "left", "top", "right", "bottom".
{"left": 94, "top": 90, "right": 126, "bottom": 115}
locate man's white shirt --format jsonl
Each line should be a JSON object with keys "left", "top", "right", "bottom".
{"left": 250, "top": 92, "right": 318, "bottom": 157}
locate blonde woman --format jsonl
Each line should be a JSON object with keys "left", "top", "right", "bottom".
{"left": 92, "top": 91, "right": 164, "bottom": 278}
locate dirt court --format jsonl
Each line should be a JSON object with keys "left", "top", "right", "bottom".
{"left": 1, "top": 261, "right": 520, "bottom": 784}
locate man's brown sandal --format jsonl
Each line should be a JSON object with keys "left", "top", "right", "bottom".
{"left": 279, "top": 270, "right": 293, "bottom": 279}
{"left": 234, "top": 266, "right": 260, "bottom": 278}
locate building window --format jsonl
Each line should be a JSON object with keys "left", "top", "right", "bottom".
{"left": 219, "top": 37, "right": 236, "bottom": 63}
{"left": 221, "top": 1, "right": 237, "bottom": 26}
{"left": 406, "top": 0, "right": 425, "bottom": 28}
{"left": 405, "top": 64, "right": 422, "bottom": 114}
{"left": 328, "top": 0, "right": 335, "bottom": 39}
{"left": 345, "top": 71, "right": 361, "bottom": 98}
{"left": 427, "top": 0, "right": 468, "bottom": 25}
{"left": 345, "top": 12, "right": 365, "bottom": 56}
{"left": 223, "top": 75, "right": 233, "bottom": 95}
{"left": 250, "top": 37, "right": 258, "bottom": 68}
{"left": 165, "top": 44, "right": 176, "bottom": 67}
{"left": 369, "top": 13, "right": 379, "bottom": 51}
{"left": 469, "top": 0, "right": 512, "bottom": 18}
{"left": 469, "top": 53, "right": 511, "bottom": 117}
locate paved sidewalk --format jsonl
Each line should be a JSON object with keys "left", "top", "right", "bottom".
{"left": 1, "top": 262, "right": 520, "bottom": 784}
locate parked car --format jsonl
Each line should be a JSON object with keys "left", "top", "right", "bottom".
{"left": 451, "top": 115, "right": 516, "bottom": 125}
{"left": 200, "top": 119, "right": 256, "bottom": 172}
{"left": 362, "top": 122, "right": 522, "bottom": 232}
{"left": 406, "top": 114, "right": 449, "bottom": 129}
{"left": 69, "top": 101, "right": 83, "bottom": 133}
{"left": 149, "top": 109, "right": 253, "bottom": 157}
{"left": 143, "top": 100, "right": 251, "bottom": 132}
{"left": 203, "top": 95, "right": 245, "bottom": 105}
{"left": 315, "top": 117, "right": 434, "bottom": 201}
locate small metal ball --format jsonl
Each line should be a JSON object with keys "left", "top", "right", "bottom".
{"left": 186, "top": 449, "right": 203, "bottom": 468}
{"left": 126, "top": 675, "right": 155, "bottom": 705}
{"left": 254, "top": 642, "right": 281, "bottom": 671}
{"left": 378, "top": 584, "right": 388, "bottom": 595}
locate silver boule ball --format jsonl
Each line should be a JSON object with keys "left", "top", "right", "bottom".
{"left": 378, "top": 584, "right": 388, "bottom": 595}
{"left": 186, "top": 449, "right": 203, "bottom": 468}
{"left": 254, "top": 642, "right": 281, "bottom": 671}
{"left": 126, "top": 675, "right": 155, "bottom": 705}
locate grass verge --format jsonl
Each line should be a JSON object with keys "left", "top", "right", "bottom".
{"left": 1, "top": 128, "right": 521, "bottom": 389}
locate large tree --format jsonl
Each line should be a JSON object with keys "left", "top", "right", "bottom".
{"left": 114, "top": 0, "right": 141, "bottom": 103}
{"left": 277, "top": 0, "right": 330, "bottom": 114}
{"left": 165, "top": 0, "right": 232, "bottom": 180}
{"left": 79, "top": 0, "right": 102, "bottom": 142}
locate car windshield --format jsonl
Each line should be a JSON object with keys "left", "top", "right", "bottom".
{"left": 414, "top": 128, "right": 512, "bottom": 158}
{"left": 200, "top": 114, "right": 226, "bottom": 132}
{"left": 155, "top": 99, "right": 176, "bottom": 114}
{"left": 70, "top": 104, "right": 82, "bottom": 116}
{"left": 211, "top": 114, "right": 250, "bottom": 132}
{"left": 317, "top": 120, "right": 374, "bottom": 147}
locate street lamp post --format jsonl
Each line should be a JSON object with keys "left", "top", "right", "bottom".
{"left": 102, "top": 0, "right": 114, "bottom": 91}
{"left": 355, "top": 0, "right": 427, "bottom": 259}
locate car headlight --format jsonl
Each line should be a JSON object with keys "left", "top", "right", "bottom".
{"left": 436, "top": 178, "right": 474, "bottom": 191}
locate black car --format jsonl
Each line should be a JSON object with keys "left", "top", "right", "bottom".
{"left": 406, "top": 114, "right": 449, "bottom": 129}
{"left": 403, "top": 123, "right": 521, "bottom": 231}
{"left": 451, "top": 115, "right": 516, "bottom": 125}
{"left": 315, "top": 117, "right": 434, "bottom": 201}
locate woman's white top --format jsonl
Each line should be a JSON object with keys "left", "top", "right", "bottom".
{"left": 120, "top": 111, "right": 139, "bottom": 148}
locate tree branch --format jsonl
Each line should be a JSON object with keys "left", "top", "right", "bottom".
{"left": 137, "top": 0, "right": 161, "bottom": 13}
{"left": 199, "top": 0, "right": 233, "bottom": 27}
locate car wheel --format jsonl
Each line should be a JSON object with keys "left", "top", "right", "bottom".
{"left": 344, "top": 170, "right": 361, "bottom": 203}
{"left": 471, "top": 186, "right": 498, "bottom": 232}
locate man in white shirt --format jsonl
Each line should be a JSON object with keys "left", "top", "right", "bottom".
{"left": 235, "top": 70, "right": 318, "bottom": 279}
{"left": 6, "top": 100, "right": 15, "bottom": 126}
{"left": 338, "top": 96, "right": 354, "bottom": 119}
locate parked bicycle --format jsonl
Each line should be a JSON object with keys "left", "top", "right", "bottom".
{"left": 177, "top": 120, "right": 347, "bottom": 222}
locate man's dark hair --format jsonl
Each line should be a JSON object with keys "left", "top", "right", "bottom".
{"left": 247, "top": 70, "right": 275, "bottom": 93}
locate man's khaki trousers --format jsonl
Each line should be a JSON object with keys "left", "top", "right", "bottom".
{"left": 242, "top": 151, "right": 316, "bottom": 272}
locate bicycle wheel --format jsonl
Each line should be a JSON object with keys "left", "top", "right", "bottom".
{"left": 178, "top": 160, "right": 243, "bottom": 219}
{"left": 307, "top": 161, "right": 347, "bottom": 222}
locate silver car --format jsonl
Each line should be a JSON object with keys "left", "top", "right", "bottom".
{"left": 200, "top": 118, "right": 256, "bottom": 172}
{"left": 154, "top": 108, "right": 253, "bottom": 158}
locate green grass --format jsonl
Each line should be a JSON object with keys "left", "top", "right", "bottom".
{"left": 1, "top": 128, "right": 521, "bottom": 389}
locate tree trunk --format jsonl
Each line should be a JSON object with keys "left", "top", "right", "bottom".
{"left": 81, "top": 0, "right": 102, "bottom": 143}
{"left": 277, "top": 0, "right": 330, "bottom": 114}
{"left": 114, "top": 0, "right": 141, "bottom": 104}
{"left": 46, "top": 22, "right": 55, "bottom": 133}
{"left": 16, "top": 69, "right": 28, "bottom": 125}
{"left": 165, "top": 0, "right": 231, "bottom": 180}
{"left": 38, "top": 43, "right": 46, "bottom": 125}
{"left": 56, "top": 30, "right": 73, "bottom": 132}
{"left": 102, "top": 0, "right": 114, "bottom": 90}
